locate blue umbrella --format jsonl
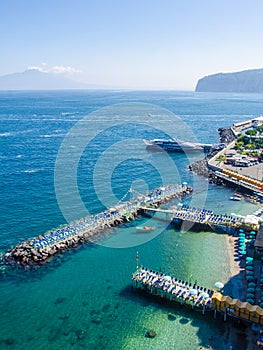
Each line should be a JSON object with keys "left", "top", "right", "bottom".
{"left": 246, "top": 298, "right": 254, "bottom": 304}
{"left": 246, "top": 271, "right": 254, "bottom": 276}
{"left": 247, "top": 293, "right": 255, "bottom": 298}
{"left": 246, "top": 276, "right": 254, "bottom": 281}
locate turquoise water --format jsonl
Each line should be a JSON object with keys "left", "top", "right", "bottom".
{"left": 0, "top": 90, "right": 262, "bottom": 349}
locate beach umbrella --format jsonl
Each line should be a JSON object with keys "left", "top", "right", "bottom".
{"left": 215, "top": 282, "right": 224, "bottom": 289}
{"left": 247, "top": 293, "right": 255, "bottom": 298}
{"left": 246, "top": 257, "right": 253, "bottom": 261}
{"left": 246, "top": 272, "right": 254, "bottom": 277}
{"left": 246, "top": 276, "right": 254, "bottom": 281}
{"left": 246, "top": 299, "right": 254, "bottom": 304}
{"left": 163, "top": 276, "right": 172, "bottom": 282}
{"left": 189, "top": 289, "right": 198, "bottom": 296}
{"left": 246, "top": 271, "right": 254, "bottom": 277}
{"left": 201, "top": 292, "right": 209, "bottom": 299}
{"left": 246, "top": 262, "right": 253, "bottom": 266}
{"left": 239, "top": 251, "right": 246, "bottom": 255}
{"left": 246, "top": 266, "right": 254, "bottom": 271}
{"left": 247, "top": 287, "right": 255, "bottom": 293}
{"left": 248, "top": 282, "right": 256, "bottom": 287}
{"left": 257, "top": 336, "right": 263, "bottom": 346}
{"left": 250, "top": 231, "right": 256, "bottom": 235}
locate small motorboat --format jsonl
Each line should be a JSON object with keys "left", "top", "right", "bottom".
{"left": 136, "top": 226, "right": 155, "bottom": 233}
{"left": 230, "top": 193, "right": 243, "bottom": 201}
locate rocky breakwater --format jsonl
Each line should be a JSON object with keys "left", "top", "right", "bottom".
{"left": 218, "top": 127, "right": 236, "bottom": 144}
{"left": 4, "top": 184, "right": 192, "bottom": 267}
{"left": 189, "top": 127, "right": 236, "bottom": 178}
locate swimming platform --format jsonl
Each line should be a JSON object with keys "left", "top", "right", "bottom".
{"left": 140, "top": 204, "right": 260, "bottom": 234}
{"left": 132, "top": 267, "right": 263, "bottom": 325}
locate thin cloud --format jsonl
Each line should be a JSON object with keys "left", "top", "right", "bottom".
{"left": 27, "top": 64, "right": 81, "bottom": 74}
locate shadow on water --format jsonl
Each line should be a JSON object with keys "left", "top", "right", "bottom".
{"left": 119, "top": 276, "right": 255, "bottom": 350}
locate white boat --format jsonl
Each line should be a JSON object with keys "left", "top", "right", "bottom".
{"left": 143, "top": 139, "right": 212, "bottom": 152}
{"left": 136, "top": 226, "right": 155, "bottom": 233}
{"left": 230, "top": 193, "right": 243, "bottom": 201}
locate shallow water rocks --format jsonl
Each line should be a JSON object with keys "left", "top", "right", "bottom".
{"left": 218, "top": 127, "right": 235, "bottom": 144}
{"left": 145, "top": 330, "right": 156, "bottom": 338}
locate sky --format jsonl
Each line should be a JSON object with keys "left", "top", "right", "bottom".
{"left": 1, "top": 0, "right": 263, "bottom": 90}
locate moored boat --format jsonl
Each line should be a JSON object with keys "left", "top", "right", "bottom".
{"left": 230, "top": 193, "right": 243, "bottom": 201}
{"left": 136, "top": 226, "right": 155, "bottom": 232}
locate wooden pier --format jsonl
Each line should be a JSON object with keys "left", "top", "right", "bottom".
{"left": 132, "top": 267, "right": 263, "bottom": 325}
{"left": 4, "top": 184, "right": 192, "bottom": 266}
{"left": 141, "top": 205, "right": 260, "bottom": 233}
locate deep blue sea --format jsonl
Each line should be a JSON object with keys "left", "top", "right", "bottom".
{"left": 0, "top": 90, "right": 263, "bottom": 349}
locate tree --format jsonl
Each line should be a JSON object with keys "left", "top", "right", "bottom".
{"left": 256, "top": 125, "right": 263, "bottom": 134}
{"left": 245, "top": 129, "right": 257, "bottom": 136}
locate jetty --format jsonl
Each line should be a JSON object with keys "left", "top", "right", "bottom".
{"left": 141, "top": 204, "right": 260, "bottom": 233}
{"left": 4, "top": 184, "right": 192, "bottom": 266}
{"left": 132, "top": 267, "right": 263, "bottom": 325}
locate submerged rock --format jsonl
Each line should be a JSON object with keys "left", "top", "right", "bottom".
{"left": 54, "top": 297, "right": 67, "bottom": 304}
{"left": 145, "top": 330, "right": 156, "bottom": 338}
{"left": 91, "top": 318, "right": 102, "bottom": 325}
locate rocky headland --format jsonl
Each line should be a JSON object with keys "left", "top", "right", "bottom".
{"left": 195, "top": 68, "right": 263, "bottom": 93}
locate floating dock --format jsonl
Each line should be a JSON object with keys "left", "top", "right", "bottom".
{"left": 4, "top": 184, "right": 192, "bottom": 266}
{"left": 132, "top": 267, "right": 263, "bottom": 325}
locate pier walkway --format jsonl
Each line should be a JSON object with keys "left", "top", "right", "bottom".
{"left": 4, "top": 184, "right": 192, "bottom": 265}
{"left": 141, "top": 204, "right": 260, "bottom": 232}
{"left": 132, "top": 267, "right": 263, "bottom": 325}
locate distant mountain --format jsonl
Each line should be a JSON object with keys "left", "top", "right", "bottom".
{"left": 195, "top": 68, "right": 263, "bottom": 92}
{"left": 0, "top": 69, "right": 97, "bottom": 90}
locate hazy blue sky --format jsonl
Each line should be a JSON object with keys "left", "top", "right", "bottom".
{"left": 1, "top": 0, "right": 263, "bottom": 90}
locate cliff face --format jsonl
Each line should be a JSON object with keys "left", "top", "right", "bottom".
{"left": 195, "top": 68, "right": 263, "bottom": 92}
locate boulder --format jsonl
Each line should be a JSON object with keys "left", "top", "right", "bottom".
{"left": 145, "top": 330, "right": 156, "bottom": 338}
